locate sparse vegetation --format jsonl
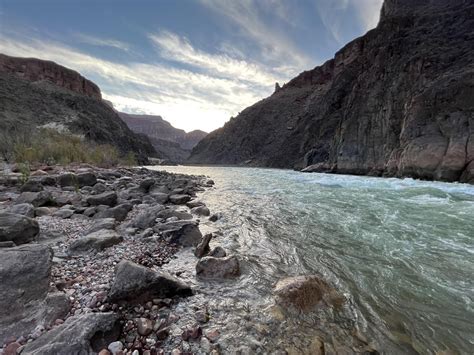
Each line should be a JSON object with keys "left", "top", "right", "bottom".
{"left": 0, "top": 128, "right": 136, "bottom": 167}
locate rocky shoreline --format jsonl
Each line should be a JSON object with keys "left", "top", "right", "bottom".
{"left": 0, "top": 164, "right": 240, "bottom": 355}
{"left": 0, "top": 163, "right": 375, "bottom": 355}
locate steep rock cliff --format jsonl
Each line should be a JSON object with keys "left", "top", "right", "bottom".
{"left": 189, "top": 0, "right": 474, "bottom": 183}
{"left": 0, "top": 54, "right": 156, "bottom": 163}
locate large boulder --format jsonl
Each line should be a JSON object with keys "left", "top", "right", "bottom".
{"left": 22, "top": 312, "right": 120, "bottom": 355}
{"left": 150, "top": 192, "right": 168, "bottom": 204}
{"left": 86, "top": 191, "right": 117, "bottom": 207}
{"left": 68, "top": 229, "right": 123, "bottom": 254}
{"left": 155, "top": 220, "right": 202, "bottom": 247}
{"left": 108, "top": 260, "right": 192, "bottom": 303}
{"left": 191, "top": 205, "right": 210, "bottom": 216}
{"left": 0, "top": 245, "right": 69, "bottom": 345}
{"left": 15, "top": 191, "right": 53, "bottom": 207}
{"left": 0, "top": 212, "right": 39, "bottom": 245}
{"left": 274, "top": 275, "right": 343, "bottom": 312}
{"left": 77, "top": 172, "right": 97, "bottom": 187}
{"left": 20, "top": 179, "right": 44, "bottom": 192}
{"left": 94, "top": 203, "right": 133, "bottom": 221}
{"left": 84, "top": 218, "right": 116, "bottom": 235}
{"left": 196, "top": 255, "right": 240, "bottom": 279}
{"left": 57, "top": 173, "right": 78, "bottom": 187}
{"left": 129, "top": 204, "right": 164, "bottom": 229}
{"left": 169, "top": 194, "right": 191, "bottom": 205}
{"left": 194, "top": 233, "right": 212, "bottom": 258}
{"left": 8, "top": 202, "right": 35, "bottom": 218}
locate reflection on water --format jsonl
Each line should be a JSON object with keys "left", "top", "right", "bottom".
{"left": 149, "top": 166, "right": 474, "bottom": 354}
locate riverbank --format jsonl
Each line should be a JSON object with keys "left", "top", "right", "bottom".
{"left": 0, "top": 163, "right": 238, "bottom": 354}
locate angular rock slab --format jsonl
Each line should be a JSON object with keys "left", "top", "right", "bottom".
{"left": 15, "top": 191, "right": 53, "bottom": 207}
{"left": 68, "top": 229, "right": 123, "bottom": 255}
{"left": 0, "top": 212, "right": 39, "bottom": 245}
{"left": 155, "top": 220, "right": 202, "bottom": 247}
{"left": 196, "top": 255, "right": 240, "bottom": 279}
{"left": 129, "top": 204, "right": 164, "bottom": 229}
{"left": 22, "top": 312, "right": 120, "bottom": 355}
{"left": 169, "top": 194, "right": 191, "bottom": 205}
{"left": 86, "top": 191, "right": 117, "bottom": 207}
{"left": 0, "top": 245, "right": 69, "bottom": 345}
{"left": 108, "top": 260, "right": 192, "bottom": 303}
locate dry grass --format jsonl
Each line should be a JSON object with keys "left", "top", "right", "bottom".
{"left": 0, "top": 128, "right": 136, "bottom": 167}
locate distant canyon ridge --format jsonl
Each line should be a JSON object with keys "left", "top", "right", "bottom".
{"left": 118, "top": 113, "right": 207, "bottom": 164}
{"left": 189, "top": 0, "right": 474, "bottom": 184}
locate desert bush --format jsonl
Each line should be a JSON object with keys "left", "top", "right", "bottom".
{"left": 2, "top": 128, "right": 136, "bottom": 167}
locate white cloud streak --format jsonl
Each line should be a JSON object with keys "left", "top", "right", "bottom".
{"left": 75, "top": 33, "right": 131, "bottom": 52}
{"left": 315, "top": 0, "right": 382, "bottom": 44}
{"left": 199, "top": 0, "right": 314, "bottom": 77}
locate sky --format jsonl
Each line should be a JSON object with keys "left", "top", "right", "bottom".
{"left": 0, "top": 0, "right": 383, "bottom": 132}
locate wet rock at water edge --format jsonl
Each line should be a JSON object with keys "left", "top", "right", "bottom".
{"left": 274, "top": 275, "right": 344, "bottom": 313}
{"left": 156, "top": 208, "right": 193, "bottom": 221}
{"left": 196, "top": 255, "right": 240, "bottom": 279}
{"left": 0, "top": 212, "right": 39, "bottom": 245}
{"left": 194, "top": 233, "right": 212, "bottom": 258}
{"left": 21, "top": 312, "right": 121, "bottom": 355}
{"left": 107, "top": 260, "right": 192, "bottom": 303}
{"left": 169, "top": 194, "right": 191, "bottom": 205}
{"left": 68, "top": 229, "right": 123, "bottom": 254}
{"left": 209, "top": 213, "right": 221, "bottom": 222}
{"left": 86, "top": 191, "right": 118, "bottom": 207}
{"left": 155, "top": 220, "right": 202, "bottom": 247}
{"left": 191, "top": 205, "right": 210, "bottom": 216}
{"left": 208, "top": 246, "right": 226, "bottom": 258}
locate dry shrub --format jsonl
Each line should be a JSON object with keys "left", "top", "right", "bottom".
{"left": 2, "top": 128, "right": 136, "bottom": 167}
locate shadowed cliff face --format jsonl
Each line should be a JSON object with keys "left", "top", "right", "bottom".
{"left": 188, "top": 0, "right": 474, "bottom": 183}
{"left": 0, "top": 54, "right": 156, "bottom": 163}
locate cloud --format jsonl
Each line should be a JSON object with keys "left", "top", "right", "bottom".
{"left": 354, "top": 0, "right": 384, "bottom": 31}
{"left": 148, "top": 30, "right": 280, "bottom": 86}
{"left": 315, "top": 0, "right": 382, "bottom": 45}
{"left": 0, "top": 32, "right": 270, "bottom": 132}
{"left": 75, "top": 33, "right": 131, "bottom": 52}
{"left": 198, "top": 0, "right": 314, "bottom": 76}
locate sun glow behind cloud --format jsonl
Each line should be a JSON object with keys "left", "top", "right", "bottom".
{"left": 0, "top": 0, "right": 382, "bottom": 132}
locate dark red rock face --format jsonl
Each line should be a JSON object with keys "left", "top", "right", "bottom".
{"left": 0, "top": 53, "right": 101, "bottom": 99}
{"left": 189, "top": 0, "right": 474, "bottom": 183}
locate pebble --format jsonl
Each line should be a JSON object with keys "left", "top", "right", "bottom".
{"left": 136, "top": 318, "right": 153, "bottom": 336}
{"left": 107, "top": 341, "right": 124, "bottom": 355}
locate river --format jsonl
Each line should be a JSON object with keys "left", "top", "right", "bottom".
{"left": 149, "top": 166, "right": 474, "bottom": 354}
